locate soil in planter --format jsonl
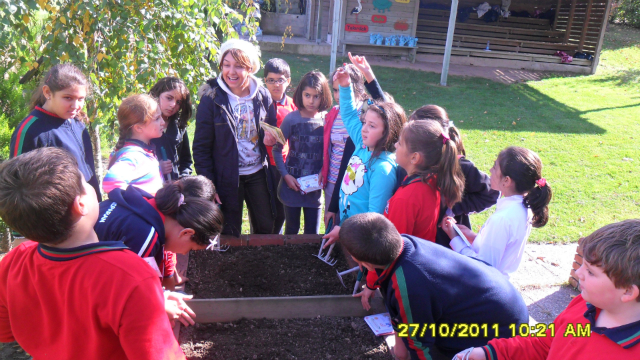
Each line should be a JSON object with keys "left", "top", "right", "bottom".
{"left": 186, "top": 244, "right": 358, "bottom": 298}
{"left": 179, "top": 317, "right": 389, "bottom": 360}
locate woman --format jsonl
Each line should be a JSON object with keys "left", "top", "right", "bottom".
{"left": 193, "top": 39, "right": 278, "bottom": 237}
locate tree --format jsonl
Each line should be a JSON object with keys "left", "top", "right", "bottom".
{"left": 0, "top": 0, "right": 259, "bottom": 178}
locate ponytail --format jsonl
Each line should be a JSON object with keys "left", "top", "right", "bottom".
{"left": 155, "top": 178, "right": 223, "bottom": 246}
{"left": 401, "top": 120, "right": 465, "bottom": 208}
{"left": 409, "top": 105, "right": 467, "bottom": 157}
{"left": 497, "top": 146, "right": 552, "bottom": 228}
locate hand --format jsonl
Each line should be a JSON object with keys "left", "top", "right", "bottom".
{"left": 455, "top": 224, "right": 477, "bottom": 243}
{"left": 440, "top": 216, "right": 457, "bottom": 239}
{"left": 263, "top": 131, "right": 276, "bottom": 146}
{"left": 455, "top": 347, "right": 486, "bottom": 360}
{"left": 214, "top": 193, "right": 222, "bottom": 204}
{"left": 322, "top": 225, "right": 341, "bottom": 248}
{"left": 324, "top": 211, "right": 336, "bottom": 228}
{"left": 160, "top": 160, "right": 173, "bottom": 175}
{"left": 162, "top": 276, "right": 177, "bottom": 291}
{"left": 333, "top": 67, "right": 351, "bottom": 88}
{"left": 353, "top": 287, "right": 376, "bottom": 311}
{"left": 165, "top": 291, "right": 196, "bottom": 327}
{"left": 284, "top": 174, "right": 301, "bottom": 192}
{"left": 318, "top": 172, "right": 324, "bottom": 188}
{"left": 174, "top": 270, "right": 189, "bottom": 286}
{"left": 348, "top": 52, "right": 375, "bottom": 83}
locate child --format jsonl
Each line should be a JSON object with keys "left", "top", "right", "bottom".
{"left": 457, "top": 219, "right": 640, "bottom": 360}
{"left": 193, "top": 39, "right": 278, "bottom": 237}
{"left": 323, "top": 53, "right": 388, "bottom": 227}
{"left": 150, "top": 77, "right": 194, "bottom": 181}
{"left": 9, "top": 63, "right": 101, "bottom": 201}
{"left": 272, "top": 70, "right": 332, "bottom": 234}
{"left": 95, "top": 175, "right": 224, "bottom": 324}
{"left": 409, "top": 105, "right": 499, "bottom": 247}
{"left": 0, "top": 148, "right": 185, "bottom": 359}
{"left": 442, "top": 146, "right": 552, "bottom": 278}
{"left": 322, "top": 65, "right": 405, "bottom": 245}
{"left": 340, "top": 213, "right": 528, "bottom": 359}
{"left": 263, "top": 58, "right": 297, "bottom": 233}
{"left": 102, "top": 94, "right": 165, "bottom": 195}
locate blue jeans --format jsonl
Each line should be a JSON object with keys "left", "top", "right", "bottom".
{"left": 284, "top": 206, "right": 321, "bottom": 235}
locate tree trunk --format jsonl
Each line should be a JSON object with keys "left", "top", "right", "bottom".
{"left": 89, "top": 123, "right": 104, "bottom": 187}
{"left": 0, "top": 226, "right": 11, "bottom": 253}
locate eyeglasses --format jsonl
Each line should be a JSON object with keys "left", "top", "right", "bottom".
{"left": 265, "top": 78, "right": 288, "bottom": 85}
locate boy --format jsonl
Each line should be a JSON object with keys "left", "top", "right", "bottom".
{"left": 340, "top": 213, "right": 528, "bottom": 360}
{"left": 0, "top": 148, "right": 185, "bottom": 359}
{"left": 456, "top": 219, "right": 640, "bottom": 360}
{"left": 263, "top": 58, "right": 297, "bottom": 233}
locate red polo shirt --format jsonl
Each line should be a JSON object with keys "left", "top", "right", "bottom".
{"left": 267, "top": 95, "right": 297, "bottom": 166}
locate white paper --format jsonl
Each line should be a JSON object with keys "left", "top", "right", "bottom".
{"left": 298, "top": 174, "right": 322, "bottom": 194}
{"left": 143, "top": 257, "right": 163, "bottom": 277}
{"left": 364, "top": 313, "right": 395, "bottom": 336}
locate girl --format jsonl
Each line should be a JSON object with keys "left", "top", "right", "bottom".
{"left": 193, "top": 39, "right": 278, "bottom": 237}
{"left": 95, "top": 175, "right": 224, "bottom": 326}
{"left": 442, "top": 146, "right": 553, "bottom": 278}
{"left": 410, "top": 105, "right": 500, "bottom": 247}
{"left": 323, "top": 66, "right": 406, "bottom": 245}
{"left": 10, "top": 64, "right": 101, "bottom": 201}
{"left": 102, "top": 94, "right": 165, "bottom": 195}
{"left": 272, "top": 71, "right": 332, "bottom": 234}
{"left": 150, "top": 77, "right": 194, "bottom": 181}
{"left": 324, "top": 53, "right": 389, "bottom": 227}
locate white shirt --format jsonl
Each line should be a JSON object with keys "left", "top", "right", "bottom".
{"left": 450, "top": 195, "right": 532, "bottom": 279}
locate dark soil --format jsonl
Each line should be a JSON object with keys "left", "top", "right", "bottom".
{"left": 0, "top": 342, "right": 31, "bottom": 360}
{"left": 179, "top": 317, "right": 389, "bottom": 360}
{"left": 186, "top": 244, "right": 357, "bottom": 298}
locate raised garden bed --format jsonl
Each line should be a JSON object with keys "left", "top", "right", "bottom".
{"left": 179, "top": 317, "right": 389, "bottom": 360}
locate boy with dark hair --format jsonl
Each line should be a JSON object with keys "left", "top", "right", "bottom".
{"left": 263, "top": 58, "right": 297, "bottom": 233}
{"left": 0, "top": 148, "right": 185, "bottom": 360}
{"left": 456, "top": 219, "right": 640, "bottom": 360}
{"left": 340, "top": 213, "right": 528, "bottom": 360}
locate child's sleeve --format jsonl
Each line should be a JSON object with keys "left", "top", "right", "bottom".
{"left": 162, "top": 251, "right": 177, "bottom": 279}
{"left": 178, "top": 131, "right": 193, "bottom": 178}
{"left": 451, "top": 216, "right": 509, "bottom": 266}
{"left": 192, "top": 95, "right": 216, "bottom": 181}
{"left": 102, "top": 153, "right": 138, "bottom": 194}
{"left": 452, "top": 160, "right": 499, "bottom": 216}
{"left": 9, "top": 125, "right": 43, "bottom": 158}
{"left": 338, "top": 85, "right": 363, "bottom": 145}
{"left": 115, "top": 216, "right": 163, "bottom": 260}
{"left": 272, "top": 113, "right": 293, "bottom": 177}
{"left": 0, "top": 253, "right": 14, "bottom": 342}
{"left": 364, "top": 78, "right": 388, "bottom": 102}
{"left": 81, "top": 126, "right": 102, "bottom": 200}
{"left": 368, "top": 160, "right": 397, "bottom": 214}
{"left": 118, "top": 276, "right": 186, "bottom": 360}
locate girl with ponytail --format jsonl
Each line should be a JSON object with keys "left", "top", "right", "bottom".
{"left": 442, "top": 146, "right": 553, "bottom": 279}
{"left": 409, "top": 105, "right": 500, "bottom": 247}
{"left": 95, "top": 175, "right": 224, "bottom": 326}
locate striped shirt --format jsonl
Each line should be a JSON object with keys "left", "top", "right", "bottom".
{"left": 327, "top": 112, "right": 349, "bottom": 184}
{"left": 102, "top": 140, "right": 164, "bottom": 196}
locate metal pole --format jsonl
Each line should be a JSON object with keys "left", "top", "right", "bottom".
{"left": 440, "top": 0, "right": 459, "bottom": 87}
{"left": 330, "top": 0, "right": 342, "bottom": 74}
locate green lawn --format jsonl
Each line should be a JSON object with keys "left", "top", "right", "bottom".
{"left": 187, "top": 24, "right": 640, "bottom": 242}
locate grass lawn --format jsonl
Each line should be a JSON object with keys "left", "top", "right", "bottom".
{"left": 186, "top": 24, "right": 640, "bottom": 242}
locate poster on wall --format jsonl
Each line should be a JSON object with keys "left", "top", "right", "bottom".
{"left": 394, "top": 20, "right": 409, "bottom": 31}
{"left": 373, "top": 0, "right": 393, "bottom": 13}
{"left": 395, "top": 0, "right": 410, "bottom": 3}
{"left": 371, "top": 15, "right": 387, "bottom": 23}
{"left": 345, "top": 23, "right": 369, "bottom": 33}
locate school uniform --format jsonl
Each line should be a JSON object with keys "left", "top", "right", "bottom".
{"left": 483, "top": 295, "right": 640, "bottom": 360}
{"left": 372, "top": 235, "right": 528, "bottom": 359}
{"left": 9, "top": 106, "right": 101, "bottom": 201}
{"left": 94, "top": 186, "right": 176, "bottom": 279}
{"left": 0, "top": 241, "right": 184, "bottom": 360}
{"left": 384, "top": 174, "right": 440, "bottom": 241}
{"left": 102, "top": 139, "right": 164, "bottom": 196}
{"left": 449, "top": 194, "right": 532, "bottom": 278}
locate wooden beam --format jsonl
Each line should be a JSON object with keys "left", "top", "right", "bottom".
{"left": 564, "top": 0, "right": 577, "bottom": 43}
{"left": 220, "top": 234, "right": 323, "bottom": 247}
{"left": 591, "top": 0, "right": 613, "bottom": 74}
{"left": 440, "top": 0, "right": 459, "bottom": 86}
{"left": 578, "top": 0, "right": 594, "bottom": 51}
{"left": 186, "top": 295, "right": 386, "bottom": 323}
{"left": 553, "top": 0, "right": 562, "bottom": 31}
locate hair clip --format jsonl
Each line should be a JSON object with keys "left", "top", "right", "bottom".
{"left": 177, "top": 194, "right": 185, "bottom": 207}
{"left": 536, "top": 178, "right": 547, "bottom": 187}
{"left": 441, "top": 132, "right": 450, "bottom": 144}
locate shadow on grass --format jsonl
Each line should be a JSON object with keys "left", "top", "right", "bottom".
{"left": 584, "top": 68, "right": 640, "bottom": 88}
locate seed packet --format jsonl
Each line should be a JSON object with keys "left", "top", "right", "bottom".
{"left": 298, "top": 174, "right": 322, "bottom": 194}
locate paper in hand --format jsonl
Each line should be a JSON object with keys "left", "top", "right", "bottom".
{"left": 260, "top": 122, "right": 286, "bottom": 145}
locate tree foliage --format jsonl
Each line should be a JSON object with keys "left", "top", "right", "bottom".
{"left": 0, "top": 0, "right": 259, "bottom": 138}
{"left": 611, "top": 0, "right": 640, "bottom": 28}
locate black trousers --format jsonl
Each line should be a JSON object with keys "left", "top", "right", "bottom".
{"left": 284, "top": 206, "right": 321, "bottom": 235}
{"left": 268, "top": 166, "right": 286, "bottom": 234}
{"left": 222, "top": 169, "right": 274, "bottom": 237}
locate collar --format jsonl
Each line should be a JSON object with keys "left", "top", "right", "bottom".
{"left": 35, "top": 106, "right": 64, "bottom": 119}
{"left": 145, "top": 198, "right": 166, "bottom": 225}
{"left": 276, "top": 95, "right": 288, "bottom": 106}
{"left": 217, "top": 75, "right": 260, "bottom": 101}
{"left": 496, "top": 194, "right": 523, "bottom": 210}
{"left": 584, "top": 303, "right": 640, "bottom": 348}
{"left": 38, "top": 241, "right": 128, "bottom": 261}
{"left": 123, "top": 139, "right": 156, "bottom": 153}
{"left": 373, "top": 238, "right": 406, "bottom": 287}
{"left": 401, "top": 174, "right": 422, "bottom": 187}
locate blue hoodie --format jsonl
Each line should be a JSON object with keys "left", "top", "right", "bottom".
{"left": 94, "top": 187, "right": 166, "bottom": 272}
{"left": 338, "top": 85, "right": 397, "bottom": 222}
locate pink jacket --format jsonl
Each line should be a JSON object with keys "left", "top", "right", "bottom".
{"left": 321, "top": 106, "right": 341, "bottom": 188}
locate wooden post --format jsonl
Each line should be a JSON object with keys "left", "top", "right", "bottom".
{"left": 578, "top": 0, "right": 594, "bottom": 51}
{"left": 409, "top": 0, "right": 421, "bottom": 63}
{"left": 306, "top": 0, "right": 315, "bottom": 40}
{"left": 0, "top": 227, "right": 11, "bottom": 253}
{"left": 329, "top": 0, "right": 343, "bottom": 74}
{"left": 553, "top": 0, "right": 562, "bottom": 31}
{"left": 564, "top": 0, "right": 577, "bottom": 44}
{"left": 591, "top": 0, "right": 613, "bottom": 74}
{"left": 440, "top": 0, "right": 459, "bottom": 86}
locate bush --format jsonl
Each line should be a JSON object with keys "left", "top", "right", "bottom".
{"left": 611, "top": 0, "right": 640, "bottom": 28}
{"left": 0, "top": 68, "right": 33, "bottom": 160}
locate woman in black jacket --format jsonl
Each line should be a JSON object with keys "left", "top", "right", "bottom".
{"left": 193, "top": 39, "right": 278, "bottom": 237}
